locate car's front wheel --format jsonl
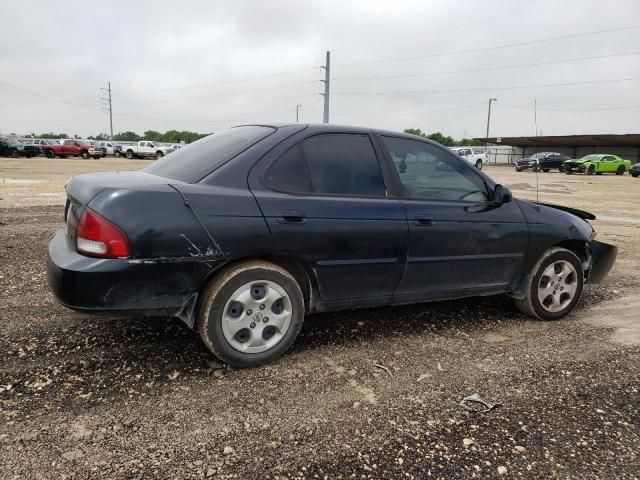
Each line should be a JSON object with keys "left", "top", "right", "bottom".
{"left": 475, "top": 159, "right": 482, "bottom": 170}
{"left": 587, "top": 165, "right": 595, "bottom": 175}
{"left": 514, "top": 247, "right": 584, "bottom": 321}
{"left": 197, "top": 261, "right": 305, "bottom": 367}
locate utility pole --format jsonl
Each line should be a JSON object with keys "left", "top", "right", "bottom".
{"left": 320, "top": 51, "right": 330, "bottom": 123}
{"left": 485, "top": 97, "right": 497, "bottom": 163}
{"left": 101, "top": 81, "right": 113, "bottom": 139}
{"left": 296, "top": 104, "right": 302, "bottom": 123}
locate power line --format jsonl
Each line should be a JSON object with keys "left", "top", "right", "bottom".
{"left": 124, "top": 66, "right": 319, "bottom": 96}
{"left": 333, "top": 51, "right": 640, "bottom": 81}
{"left": 326, "top": 103, "right": 487, "bottom": 118}
{"left": 334, "top": 25, "right": 640, "bottom": 67}
{"left": 114, "top": 80, "right": 319, "bottom": 106}
{"left": 497, "top": 102, "right": 640, "bottom": 112}
{"left": 117, "top": 93, "right": 320, "bottom": 116}
{"left": 113, "top": 108, "right": 300, "bottom": 125}
{"left": 332, "top": 78, "right": 638, "bottom": 96}
{"left": 0, "top": 80, "right": 98, "bottom": 112}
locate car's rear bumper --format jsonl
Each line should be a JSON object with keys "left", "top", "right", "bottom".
{"left": 46, "top": 229, "right": 219, "bottom": 322}
{"left": 587, "top": 240, "right": 617, "bottom": 283}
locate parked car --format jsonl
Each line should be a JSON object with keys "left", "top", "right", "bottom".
{"left": 98, "top": 141, "right": 123, "bottom": 156}
{"left": 0, "top": 137, "right": 40, "bottom": 158}
{"left": 123, "top": 141, "right": 172, "bottom": 160}
{"left": 563, "top": 154, "right": 632, "bottom": 175}
{"left": 42, "top": 139, "right": 102, "bottom": 159}
{"left": 515, "top": 152, "right": 570, "bottom": 172}
{"left": 631, "top": 163, "right": 640, "bottom": 178}
{"left": 449, "top": 147, "right": 486, "bottom": 169}
{"left": 27, "top": 138, "right": 59, "bottom": 153}
{"left": 46, "top": 124, "right": 617, "bottom": 367}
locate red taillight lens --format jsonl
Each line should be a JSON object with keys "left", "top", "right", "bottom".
{"left": 76, "top": 208, "right": 130, "bottom": 258}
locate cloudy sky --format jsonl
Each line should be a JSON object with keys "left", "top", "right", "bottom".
{"left": 1, "top": 0, "right": 639, "bottom": 138}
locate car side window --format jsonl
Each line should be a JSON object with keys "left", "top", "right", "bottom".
{"left": 265, "top": 134, "right": 386, "bottom": 197}
{"left": 302, "top": 134, "right": 386, "bottom": 196}
{"left": 264, "top": 144, "right": 312, "bottom": 193}
{"left": 381, "top": 136, "right": 490, "bottom": 202}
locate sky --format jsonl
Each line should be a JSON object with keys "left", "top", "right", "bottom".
{"left": 1, "top": 0, "right": 639, "bottom": 139}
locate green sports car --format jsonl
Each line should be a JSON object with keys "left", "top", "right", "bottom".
{"left": 563, "top": 154, "right": 632, "bottom": 175}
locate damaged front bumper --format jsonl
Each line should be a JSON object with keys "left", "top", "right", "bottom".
{"left": 46, "top": 229, "right": 222, "bottom": 327}
{"left": 586, "top": 240, "right": 617, "bottom": 283}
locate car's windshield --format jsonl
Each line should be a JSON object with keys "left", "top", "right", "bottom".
{"left": 145, "top": 126, "right": 275, "bottom": 182}
{"left": 528, "top": 152, "right": 548, "bottom": 160}
{"left": 580, "top": 155, "right": 600, "bottom": 161}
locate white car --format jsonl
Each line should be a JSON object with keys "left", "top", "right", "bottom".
{"left": 449, "top": 147, "right": 487, "bottom": 169}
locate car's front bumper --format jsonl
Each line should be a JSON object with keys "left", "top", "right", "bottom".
{"left": 563, "top": 163, "right": 586, "bottom": 173}
{"left": 46, "top": 229, "right": 220, "bottom": 325}
{"left": 587, "top": 240, "right": 617, "bottom": 283}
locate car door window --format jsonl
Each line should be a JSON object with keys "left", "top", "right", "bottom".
{"left": 264, "top": 144, "right": 312, "bottom": 193}
{"left": 381, "top": 136, "right": 489, "bottom": 202}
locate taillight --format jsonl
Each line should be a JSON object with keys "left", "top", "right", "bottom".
{"left": 76, "top": 208, "right": 130, "bottom": 258}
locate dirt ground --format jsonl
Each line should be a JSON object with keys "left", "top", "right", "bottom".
{"left": 1, "top": 157, "right": 639, "bottom": 479}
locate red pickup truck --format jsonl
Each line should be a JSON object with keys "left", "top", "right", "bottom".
{"left": 42, "top": 140, "right": 101, "bottom": 159}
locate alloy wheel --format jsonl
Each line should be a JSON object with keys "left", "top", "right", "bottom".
{"left": 537, "top": 260, "right": 578, "bottom": 313}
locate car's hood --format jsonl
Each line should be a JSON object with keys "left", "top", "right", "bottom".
{"left": 536, "top": 201, "right": 596, "bottom": 220}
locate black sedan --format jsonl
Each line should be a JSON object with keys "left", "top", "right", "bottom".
{"left": 47, "top": 124, "right": 617, "bottom": 367}
{"left": 0, "top": 137, "right": 40, "bottom": 158}
{"left": 515, "top": 152, "right": 570, "bottom": 172}
{"left": 631, "top": 163, "right": 640, "bottom": 178}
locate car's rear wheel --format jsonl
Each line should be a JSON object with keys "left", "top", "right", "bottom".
{"left": 514, "top": 247, "right": 584, "bottom": 321}
{"left": 81, "top": 151, "right": 89, "bottom": 159}
{"left": 587, "top": 165, "right": 595, "bottom": 175}
{"left": 197, "top": 261, "right": 305, "bottom": 367}
{"left": 616, "top": 165, "right": 625, "bottom": 175}
{"left": 475, "top": 159, "right": 482, "bottom": 169}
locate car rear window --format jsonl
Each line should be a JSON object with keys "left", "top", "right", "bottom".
{"left": 145, "top": 126, "right": 275, "bottom": 182}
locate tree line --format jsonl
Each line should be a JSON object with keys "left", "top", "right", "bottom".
{"left": 403, "top": 128, "right": 485, "bottom": 146}
{"left": 25, "top": 130, "right": 210, "bottom": 144}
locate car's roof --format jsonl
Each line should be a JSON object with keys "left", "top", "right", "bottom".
{"left": 237, "top": 123, "right": 429, "bottom": 138}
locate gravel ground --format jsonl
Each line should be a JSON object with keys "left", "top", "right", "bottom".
{"left": 1, "top": 160, "right": 639, "bottom": 479}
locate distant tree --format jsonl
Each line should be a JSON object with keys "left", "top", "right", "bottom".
{"left": 113, "top": 131, "right": 142, "bottom": 142}
{"left": 455, "top": 137, "right": 485, "bottom": 146}
{"left": 37, "top": 132, "right": 69, "bottom": 139}
{"left": 403, "top": 128, "right": 427, "bottom": 138}
{"left": 143, "top": 130, "right": 162, "bottom": 142}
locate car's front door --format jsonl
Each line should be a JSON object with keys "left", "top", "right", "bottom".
{"left": 377, "top": 135, "right": 528, "bottom": 299}
{"left": 601, "top": 156, "right": 617, "bottom": 173}
{"left": 249, "top": 132, "right": 407, "bottom": 303}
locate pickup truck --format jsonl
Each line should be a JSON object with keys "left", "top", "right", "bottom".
{"left": 449, "top": 147, "right": 487, "bottom": 169}
{"left": 98, "top": 141, "right": 123, "bottom": 156}
{"left": 123, "top": 141, "right": 172, "bottom": 160}
{"left": 42, "top": 139, "right": 101, "bottom": 159}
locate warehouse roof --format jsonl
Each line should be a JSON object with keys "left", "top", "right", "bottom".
{"left": 473, "top": 133, "right": 640, "bottom": 147}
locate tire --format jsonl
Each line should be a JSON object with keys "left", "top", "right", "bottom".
{"left": 114, "top": 150, "right": 122, "bottom": 158}
{"left": 543, "top": 169, "right": 550, "bottom": 173}
{"left": 155, "top": 151, "right": 164, "bottom": 160}
{"left": 515, "top": 166, "right": 522, "bottom": 172}
{"left": 197, "top": 260, "right": 305, "bottom": 367}
{"left": 514, "top": 247, "right": 584, "bottom": 321}
{"left": 81, "top": 151, "right": 89, "bottom": 160}
{"left": 93, "top": 155, "right": 100, "bottom": 159}
{"left": 616, "top": 165, "right": 625, "bottom": 175}
{"left": 475, "top": 159, "right": 482, "bottom": 170}
{"left": 10, "top": 150, "right": 18, "bottom": 158}
{"left": 587, "top": 165, "right": 595, "bottom": 175}
{"left": 45, "top": 149, "right": 55, "bottom": 159}
{"left": 126, "top": 150, "right": 134, "bottom": 160}
{"left": 631, "top": 172, "right": 639, "bottom": 178}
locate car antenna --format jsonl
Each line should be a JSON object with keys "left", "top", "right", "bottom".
{"left": 534, "top": 98, "right": 539, "bottom": 204}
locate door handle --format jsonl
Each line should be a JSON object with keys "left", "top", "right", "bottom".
{"left": 279, "top": 210, "right": 306, "bottom": 224}
{"left": 414, "top": 214, "right": 434, "bottom": 226}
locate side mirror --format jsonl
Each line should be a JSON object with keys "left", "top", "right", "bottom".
{"left": 494, "top": 184, "right": 512, "bottom": 203}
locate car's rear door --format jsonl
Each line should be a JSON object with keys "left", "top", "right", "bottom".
{"left": 376, "top": 134, "right": 528, "bottom": 298}
{"left": 249, "top": 131, "right": 407, "bottom": 303}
